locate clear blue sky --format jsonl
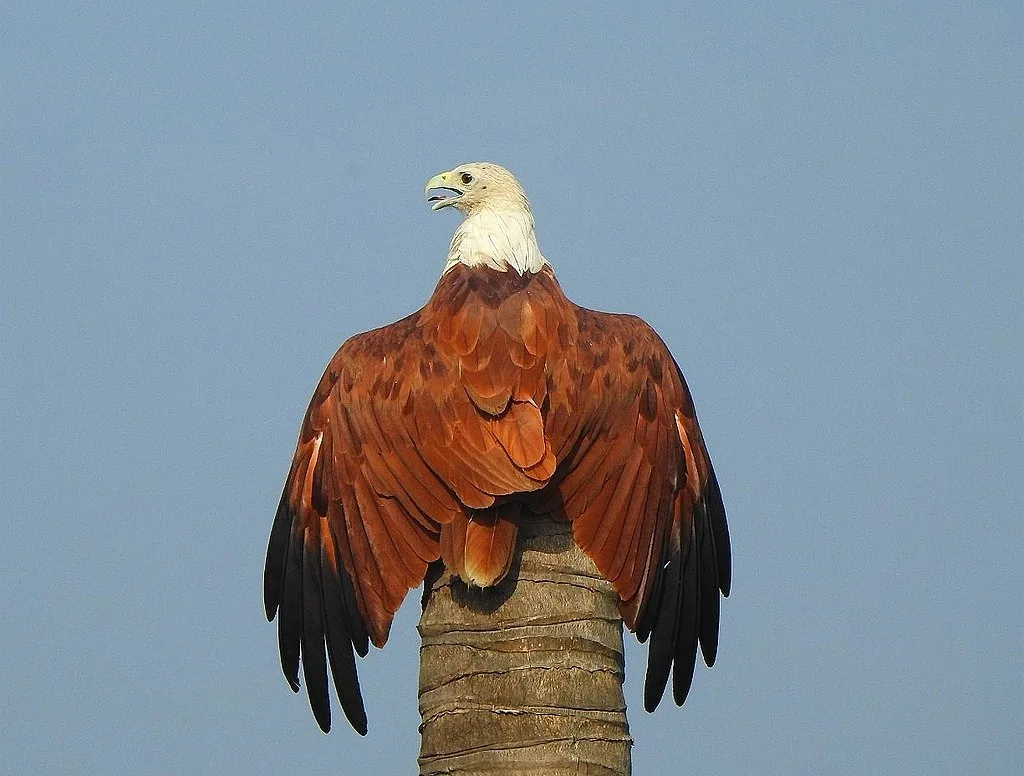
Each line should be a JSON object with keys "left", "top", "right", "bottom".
{"left": 2, "top": 3, "right": 1020, "bottom": 774}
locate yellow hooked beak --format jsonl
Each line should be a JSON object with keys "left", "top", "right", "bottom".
{"left": 425, "top": 171, "right": 464, "bottom": 211}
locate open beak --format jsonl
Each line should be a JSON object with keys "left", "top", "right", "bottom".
{"left": 425, "top": 171, "right": 463, "bottom": 211}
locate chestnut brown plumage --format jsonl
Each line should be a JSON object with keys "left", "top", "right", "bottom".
{"left": 264, "top": 163, "right": 731, "bottom": 735}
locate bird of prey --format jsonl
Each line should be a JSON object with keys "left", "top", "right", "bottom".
{"left": 264, "top": 162, "right": 731, "bottom": 735}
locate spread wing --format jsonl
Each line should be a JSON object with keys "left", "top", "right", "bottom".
{"left": 543, "top": 310, "right": 731, "bottom": 711}
{"left": 263, "top": 316, "right": 464, "bottom": 734}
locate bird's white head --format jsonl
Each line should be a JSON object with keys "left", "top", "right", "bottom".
{"left": 425, "top": 162, "right": 548, "bottom": 276}
{"left": 425, "top": 162, "right": 530, "bottom": 215}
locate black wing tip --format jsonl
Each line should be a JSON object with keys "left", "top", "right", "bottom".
{"left": 288, "top": 660, "right": 370, "bottom": 736}
{"left": 672, "top": 547, "right": 699, "bottom": 706}
{"left": 642, "top": 549, "right": 681, "bottom": 714}
{"left": 698, "top": 599, "right": 720, "bottom": 667}
{"left": 643, "top": 508, "right": 724, "bottom": 713}
{"left": 700, "top": 639, "right": 719, "bottom": 668}
{"left": 642, "top": 633, "right": 672, "bottom": 713}
{"left": 307, "top": 673, "right": 370, "bottom": 735}
{"left": 264, "top": 489, "right": 293, "bottom": 609}
{"left": 351, "top": 715, "right": 368, "bottom": 736}
{"left": 263, "top": 591, "right": 282, "bottom": 624}
{"left": 643, "top": 679, "right": 667, "bottom": 713}
{"left": 671, "top": 652, "right": 697, "bottom": 706}
{"left": 336, "top": 678, "right": 369, "bottom": 735}
{"left": 707, "top": 470, "right": 732, "bottom": 597}
{"left": 311, "top": 696, "right": 371, "bottom": 736}
{"left": 717, "top": 540, "right": 732, "bottom": 598}
{"left": 278, "top": 637, "right": 302, "bottom": 694}
{"left": 313, "top": 706, "right": 331, "bottom": 734}
{"left": 266, "top": 460, "right": 374, "bottom": 738}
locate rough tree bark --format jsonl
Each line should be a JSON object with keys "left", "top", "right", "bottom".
{"left": 417, "top": 515, "right": 632, "bottom": 776}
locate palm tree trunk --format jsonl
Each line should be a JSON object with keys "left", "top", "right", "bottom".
{"left": 417, "top": 514, "right": 632, "bottom": 776}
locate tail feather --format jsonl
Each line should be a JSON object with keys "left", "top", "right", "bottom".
{"left": 441, "top": 504, "right": 520, "bottom": 587}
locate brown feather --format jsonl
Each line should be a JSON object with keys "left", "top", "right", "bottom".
{"left": 490, "top": 400, "right": 546, "bottom": 469}
{"left": 463, "top": 504, "right": 520, "bottom": 586}
{"left": 450, "top": 304, "right": 484, "bottom": 356}
{"left": 606, "top": 458, "right": 654, "bottom": 586}
{"left": 519, "top": 297, "right": 544, "bottom": 355}
{"left": 523, "top": 446, "right": 557, "bottom": 482}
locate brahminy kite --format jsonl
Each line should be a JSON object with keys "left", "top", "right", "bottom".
{"left": 264, "top": 162, "right": 731, "bottom": 734}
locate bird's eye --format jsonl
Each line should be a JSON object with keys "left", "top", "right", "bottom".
{"left": 460, "top": 172, "right": 473, "bottom": 185}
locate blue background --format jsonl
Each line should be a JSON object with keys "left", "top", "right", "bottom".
{"left": 2, "top": 3, "right": 1020, "bottom": 774}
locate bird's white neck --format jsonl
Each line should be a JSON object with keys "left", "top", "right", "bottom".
{"left": 443, "top": 207, "right": 549, "bottom": 276}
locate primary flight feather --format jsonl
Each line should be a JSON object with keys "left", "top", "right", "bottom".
{"left": 264, "top": 162, "right": 731, "bottom": 734}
